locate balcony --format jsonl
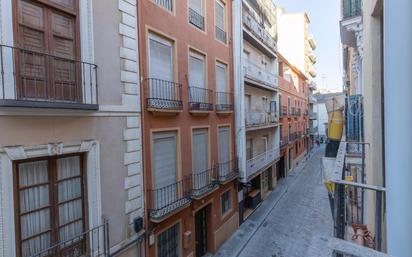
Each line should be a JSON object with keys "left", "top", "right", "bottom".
{"left": 294, "top": 108, "right": 301, "bottom": 117}
{"left": 215, "top": 92, "right": 233, "bottom": 115}
{"left": 309, "top": 95, "right": 317, "bottom": 104}
{"left": 188, "top": 86, "right": 213, "bottom": 114}
{"left": 308, "top": 34, "right": 317, "bottom": 49}
{"left": 342, "top": 0, "right": 362, "bottom": 19}
{"left": 246, "top": 148, "right": 280, "bottom": 180}
{"left": 217, "top": 159, "right": 239, "bottom": 183}
{"left": 145, "top": 78, "right": 183, "bottom": 114}
{"left": 289, "top": 132, "right": 297, "bottom": 143}
{"left": 28, "top": 220, "right": 109, "bottom": 257}
{"left": 148, "top": 178, "right": 192, "bottom": 222}
{"left": 189, "top": 8, "right": 205, "bottom": 30}
{"left": 242, "top": 5, "right": 277, "bottom": 57}
{"left": 280, "top": 136, "right": 289, "bottom": 148}
{"left": 0, "top": 45, "right": 98, "bottom": 110}
{"left": 309, "top": 112, "right": 318, "bottom": 120}
{"left": 216, "top": 26, "right": 227, "bottom": 43}
{"left": 297, "top": 131, "right": 302, "bottom": 139}
{"left": 309, "top": 81, "right": 317, "bottom": 90}
{"left": 310, "top": 126, "right": 318, "bottom": 135}
{"left": 243, "top": 59, "right": 278, "bottom": 90}
{"left": 309, "top": 52, "right": 317, "bottom": 63}
{"left": 340, "top": 0, "right": 362, "bottom": 47}
{"left": 191, "top": 168, "right": 219, "bottom": 199}
{"left": 245, "top": 112, "right": 278, "bottom": 131}
{"left": 304, "top": 110, "right": 309, "bottom": 116}
{"left": 280, "top": 106, "right": 289, "bottom": 117}
{"left": 309, "top": 66, "right": 317, "bottom": 78}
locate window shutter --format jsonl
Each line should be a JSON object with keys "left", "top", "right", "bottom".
{"left": 216, "top": 63, "right": 227, "bottom": 93}
{"left": 189, "top": 53, "right": 205, "bottom": 88}
{"left": 218, "top": 127, "right": 230, "bottom": 164}
{"left": 149, "top": 36, "right": 173, "bottom": 81}
{"left": 215, "top": 0, "right": 225, "bottom": 30}
{"left": 153, "top": 132, "right": 177, "bottom": 189}
{"left": 189, "top": 0, "right": 202, "bottom": 14}
{"left": 192, "top": 129, "right": 208, "bottom": 174}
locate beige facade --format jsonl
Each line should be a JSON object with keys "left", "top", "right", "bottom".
{"left": 0, "top": 1, "right": 144, "bottom": 256}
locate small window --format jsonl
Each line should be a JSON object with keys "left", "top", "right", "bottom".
{"left": 221, "top": 190, "right": 232, "bottom": 215}
{"left": 155, "top": 0, "right": 173, "bottom": 12}
{"left": 215, "top": 0, "right": 226, "bottom": 43}
{"left": 157, "top": 223, "right": 180, "bottom": 257}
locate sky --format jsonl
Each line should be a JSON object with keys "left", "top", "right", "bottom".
{"left": 275, "top": 0, "right": 342, "bottom": 89}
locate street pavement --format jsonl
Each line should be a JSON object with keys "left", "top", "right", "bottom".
{"left": 213, "top": 145, "right": 333, "bottom": 257}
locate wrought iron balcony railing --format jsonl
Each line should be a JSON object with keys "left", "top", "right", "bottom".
{"left": 0, "top": 45, "right": 98, "bottom": 110}
{"left": 191, "top": 167, "right": 219, "bottom": 198}
{"left": 215, "top": 92, "right": 233, "bottom": 113}
{"left": 217, "top": 159, "right": 239, "bottom": 183}
{"left": 297, "top": 131, "right": 302, "bottom": 139}
{"left": 280, "top": 136, "right": 289, "bottom": 148}
{"left": 245, "top": 112, "right": 278, "bottom": 128}
{"left": 246, "top": 148, "right": 280, "bottom": 179}
{"left": 148, "top": 178, "right": 192, "bottom": 221}
{"left": 145, "top": 78, "right": 183, "bottom": 112}
{"left": 309, "top": 112, "right": 318, "bottom": 120}
{"left": 280, "top": 106, "right": 288, "bottom": 117}
{"left": 289, "top": 132, "right": 297, "bottom": 142}
{"left": 28, "top": 220, "right": 109, "bottom": 257}
{"left": 243, "top": 58, "right": 278, "bottom": 89}
{"left": 188, "top": 86, "right": 213, "bottom": 112}
{"left": 216, "top": 26, "right": 227, "bottom": 43}
{"left": 295, "top": 108, "right": 302, "bottom": 117}
{"left": 189, "top": 8, "right": 205, "bottom": 30}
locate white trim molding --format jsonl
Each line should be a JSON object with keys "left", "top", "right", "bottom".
{"left": 0, "top": 140, "right": 103, "bottom": 257}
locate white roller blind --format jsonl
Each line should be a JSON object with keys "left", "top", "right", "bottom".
{"left": 189, "top": 53, "right": 205, "bottom": 88}
{"left": 216, "top": 63, "right": 227, "bottom": 93}
{"left": 218, "top": 127, "right": 230, "bottom": 164}
{"left": 215, "top": 0, "right": 225, "bottom": 30}
{"left": 192, "top": 129, "right": 208, "bottom": 173}
{"left": 189, "top": 0, "right": 202, "bottom": 14}
{"left": 149, "top": 34, "right": 173, "bottom": 81}
{"left": 153, "top": 132, "right": 177, "bottom": 189}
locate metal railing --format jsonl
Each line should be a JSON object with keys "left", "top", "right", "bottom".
{"left": 145, "top": 78, "right": 183, "bottom": 111}
{"left": 155, "top": 0, "right": 173, "bottom": 11}
{"left": 297, "top": 131, "right": 302, "bottom": 139}
{"left": 29, "top": 220, "right": 109, "bottom": 257}
{"left": 188, "top": 86, "right": 213, "bottom": 111}
{"left": 0, "top": 45, "right": 98, "bottom": 108}
{"left": 243, "top": 58, "right": 278, "bottom": 88}
{"left": 304, "top": 110, "right": 309, "bottom": 116}
{"left": 189, "top": 8, "right": 204, "bottom": 30}
{"left": 215, "top": 92, "right": 233, "bottom": 112}
{"left": 281, "top": 106, "right": 288, "bottom": 117}
{"left": 310, "top": 112, "right": 318, "bottom": 119}
{"left": 295, "top": 108, "right": 302, "bottom": 117}
{"left": 242, "top": 6, "right": 277, "bottom": 52}
{"left": 343, "top": 0, "right": 362, "bottom": 19}
{"left": 217, "top": 159, "right": 239, "bottom": 183}
{"left": 216, "top": 26, "right": 227, "bottom": 43}
{"left": 191, "top": 167, "right": 218, "bottom": 198}
{"left": 148, "top": 178, "right": 192, "bottom": 220}
{"left": 280, "top": 136, "right": 289, "bottom": 148}
{"left": 245, "top": 112, "right": 278, "bottom": 128}
{"left": 246, "top": 147, "right": 280, "bottom": 179}
{"left": 289, "top": 132, "right": 297, "bottom": 142}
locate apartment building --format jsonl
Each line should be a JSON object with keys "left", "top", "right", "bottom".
{"left": 277, "top": 54, "right": 309, "bottom": 176}
{"left": 0, "top": 1, "right": 144, "bottom": 257}
{"left": 137, "top": 1, "right": 239, "bottom": 256}
{"left": 308, "top": 81, "right": 318, "bottom": 146}
{"left": 232, "top": 0, "right": 280, "bottom": 223}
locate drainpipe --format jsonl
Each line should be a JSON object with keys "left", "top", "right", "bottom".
{"left": 384, "top": 0, "right": 412, "bottom": 256}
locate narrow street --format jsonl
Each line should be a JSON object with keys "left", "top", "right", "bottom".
{"left": 214, "top": 146, "right": 333, "bottom": 257}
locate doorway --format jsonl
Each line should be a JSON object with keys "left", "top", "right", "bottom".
{"left": 195, "top": 206, "right": 209, "bottom": 257}
{"left": 276, "top": 157, "right": 285, "bottom": 180}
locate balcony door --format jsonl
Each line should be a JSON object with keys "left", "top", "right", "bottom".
{"left": 152, "top": 132, "right": 178, "bottom": 209}
{"left": 218, "top": 126, "right": 230, "bottom": 176}
{"left": 192, "top": 129, "right": 209, "bottom": 191}
{"left": 15, "top": 0, "right": 79, "bottom": 102}
{"left": 216, "top": 62, "right": 228, "bottom": 105}
{"left": 189, "top": 52, "right": 206, "bottom": 104}
{"left": 148, "top": 33, "right": 174, "bottom": 100}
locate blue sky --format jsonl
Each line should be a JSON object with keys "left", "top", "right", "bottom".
{"left": 275, "top": 0, "right": 342, "bottom": 89}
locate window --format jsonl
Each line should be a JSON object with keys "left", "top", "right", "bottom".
{"left": 192, "top": 129, "right": 209, "bottom": 189}
{"left": 149, "top": 33, "right": 173, "bottom": 81}
{"left": 189, "top": 52, "right": 206, "bottom": 88}
{"left": 189, "top": 0, "right": 204, "bottom": 30}
{"left": 216, "top": 62, "right": 228, "bottom": 93}
{"left": 14, "top": 155, "right": 86, "bottom": 257}
{"left": 215, "top": 0, "right": 226, "bottom": 43}
{"left": 246, "top": 138, "right": 253, "bottom": 160}
{"left": 155, "top": 0, "right": 173, "bottom": 12}
{"left": 15, "top": 0, "right": 79, "bottom": 102}
{"left": 157, "top": 223, "right": 180, "bottom": 257}
{"left": 221, "top": 190, "right": 232, "bottom": 215}
{"left": 218, "top": 126, "right": 230, "bottom": 175}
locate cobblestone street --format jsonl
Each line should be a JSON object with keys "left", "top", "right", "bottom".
{"left": 213, "top": 146, "right": 333, "bottom": 257}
